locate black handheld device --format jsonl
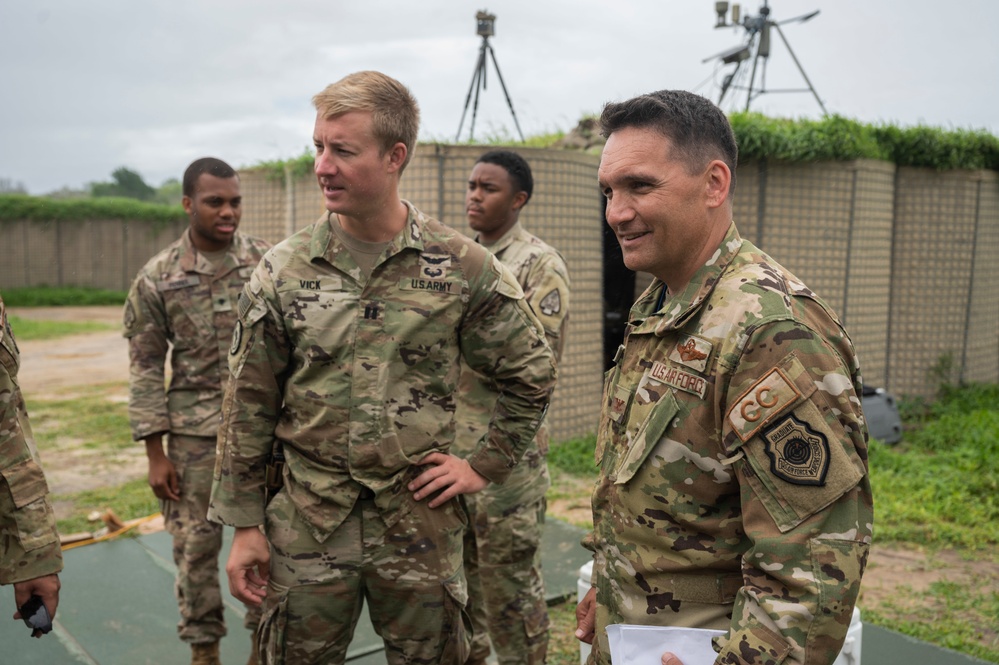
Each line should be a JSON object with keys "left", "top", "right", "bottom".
{"left": 19, "top": 594, "right": 53, "bottom": 637}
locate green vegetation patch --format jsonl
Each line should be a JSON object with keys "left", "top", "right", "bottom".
{"left": 874, "top": 383, "right": 999, "bottom": 549}
{"left": 8, "top": 316, "right": 117, "bottom": 341}
{"left": 0, "top": 193, "right": 185, "bottom": 223}
{"left": 53, "top": 478, "right": 158, "bottom": 536}
{"left": 28, "top": 386, "right": 132, "bottom": 453}
{"left": 1, "top": 286, "right": 128, "bottom": 307}
{"left": 549, "top": 434, "right": 598, "bottom": 476}
{"left": 863, "top": 578, "right": 999, "bottom": 663}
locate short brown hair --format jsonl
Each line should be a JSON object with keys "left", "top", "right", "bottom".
{"left": 312, "top": 71, "right": 420, "bottom": 171}
{"left": 600, "top": 90, "right": 738, "bottom": 192}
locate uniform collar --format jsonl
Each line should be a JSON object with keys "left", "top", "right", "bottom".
{"left": 630, "top": 222, "right": 743, "bottom": 336}
{"left": 179, "top": 227, "right": 242, "bottom": 275}
{"left": 311, "top": 200, "right": 428, "bottom": 270}
{"left": 478, "top": 221, "right": 525, "bottom": 255}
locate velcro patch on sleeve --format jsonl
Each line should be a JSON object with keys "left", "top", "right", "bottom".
{"left": 728, "top": 366, "right": 802, "bottom": 442}
{"left": 762, "top": 414, "right": 829, "bottom": 486}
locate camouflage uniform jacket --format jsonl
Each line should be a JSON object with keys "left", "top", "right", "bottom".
{"left": 123, "top": 229, "right": 270, "bottom": 441}
{"left": 208, "top": 203, "right": 557, "bottom": 541}
{"left": 0, "top": 294, "right": 63, "bottom": 584}
{"left": 589, "top": 223, "right": 873, "bottom": 665}
{"left": 454, "top": 222, "right": 570, "bottom": 504}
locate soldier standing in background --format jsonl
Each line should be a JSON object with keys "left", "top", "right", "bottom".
{"left": 123, "top": 158, "right": 270, "bottom": 665}
{"left": 208, "top": 71, "right": 556, "bottom": 665}
{"left": 1, "top": 292, "right": 62, "bottom": 638}
{"left": 457, "top": 150, "right": 570, "bottom": 665}
{"left": 574, "top": 90, "right": 873, "bottom": 665}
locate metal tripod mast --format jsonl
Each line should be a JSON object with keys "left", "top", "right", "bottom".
{"left": 709, "top": 1, "right": 828, "bottom": 115}
{"left": 456, "top": 11, "right": 525, "bottom": 143}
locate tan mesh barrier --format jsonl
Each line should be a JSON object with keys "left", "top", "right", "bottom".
{"left": 3, "top": 153, "right": 998, "bottom": 409}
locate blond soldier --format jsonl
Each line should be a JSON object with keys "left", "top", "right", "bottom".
{"left": 1, "top": 292, "right": 62, "bottom": 638}
{"left": 208, "top": 71, "right": 556, "bottom": 665}
{"left": 457, "top": 150, "right": 570, "bottom": 665}
{"left": 124, "top": 158, "right": 270, "bottom": 665}
{"left": 575, "top": 90, "right": 873, "bottom": 665}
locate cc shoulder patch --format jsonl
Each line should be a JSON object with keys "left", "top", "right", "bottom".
{"left": 728, "top": 366, "right": 802, "bottom": 442}
{"left": 761, "top": 414, "right": 830, "bottom": 486}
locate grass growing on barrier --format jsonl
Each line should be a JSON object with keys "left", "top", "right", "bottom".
{"left": 2, "top": 286, "right": 127, "bottom": 307}
{"left": 546, "top": 382, "right": 999, "bottom": 663}
{"left": 0, "top": 193, "right": 185, "bottom": 223}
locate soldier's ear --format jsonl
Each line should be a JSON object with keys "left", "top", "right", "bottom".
{"left": 512, "top": 190, "right": 529, "bottom": 212}
{"left": 386, "top": 142, "right": 408, "bottom": 174}
{"left": 704, "top": 161, "right": 730, "bottom": 209}
{"left": 182, "top": 196, "right": 194, "bottom": 216}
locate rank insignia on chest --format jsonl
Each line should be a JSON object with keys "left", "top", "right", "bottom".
{"left": 762, "top": 414, "right": 829, "bottom": 486}
{"left": 668, "top": 334, "right": 711, "bottom": 372}
{"left": 419, "top": 253, "right": 452, "bottom": 279}
{"left": 538, "top": 288, "right": 561, "bottom": 316}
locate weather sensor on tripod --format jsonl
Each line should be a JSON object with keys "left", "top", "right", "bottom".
{"left": 704, "top": 1, "right": 828, "bottom": 114}
{"left": 455, "top": 10, "right": 525, "bottom": 143}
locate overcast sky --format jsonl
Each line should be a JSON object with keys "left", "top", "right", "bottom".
{"left": 2, "top": 0, "right": 997, "bottom": 195}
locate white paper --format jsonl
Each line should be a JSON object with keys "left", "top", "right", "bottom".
{"left": 606, "top": 624, "right": 725, "bottom": 665}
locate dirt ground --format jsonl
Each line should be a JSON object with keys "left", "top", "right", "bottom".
{"left": 11, "top": 306, "right": 999, "bottom": 645}
{"left": 11, "top": 305, "right": 148, "bottom": 505}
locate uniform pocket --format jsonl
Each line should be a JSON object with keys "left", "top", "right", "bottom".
{"left": 256, "top": 585, "right": 289, "bottom": 665}
{"left": 614, "top": 390, "right": 680, "bottom": 485}
{"left": 440, "top": 571, "right": 471, "bottom": 664}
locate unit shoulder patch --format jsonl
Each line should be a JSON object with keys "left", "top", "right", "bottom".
{"left": 229, "top": 320, "right": 242, "bottom": 356}
{"left": 123, "top": 300, "right": 137, "bottom": 332}
{"left": 538, "top": 288, "right": 561, "bottom": 316}
{"left": 762, "top": 414, "right": 829, "bottom": 486}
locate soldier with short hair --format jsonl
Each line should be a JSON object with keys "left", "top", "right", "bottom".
{"left": 457, "top": 149, "right": 570, "bottom": 665}
{"left": 124, "top": 157, "right": 270, "bottom": 665}
{"left": 1, "top": 292, "right": 62, "bottom": 638}
{"left": 575, "top": 90, "right": 873, "bottom": 665}
{"left": 208, "top": 71, "right": 556, "bottom": 665}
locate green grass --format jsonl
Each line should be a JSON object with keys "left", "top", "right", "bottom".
{"left": 8, "top": 315, "right": 116, "bottom": 341}
{"left": 1, "top": 286, "right": 127, "bottom": 307}
{"left": 52, "top": 478, "right": 158, "bottom": 536}
{"left": 546, "top": 382, "right": 999, "bottom": 663}
{"left": 28, "top": 386, "right": 133, "bottom": 453}
{"left": 863, "top": 577, "right": 999, "bottom": 662}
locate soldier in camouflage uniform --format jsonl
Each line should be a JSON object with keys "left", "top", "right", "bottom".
{"left": 456, "top": 150, "right": 570, "bottom": 665}
{"left": 1, "top": 292, "right": 62, "bottom": 637}
{"left": 208, "top": 71, "right": 556, "bottom": 665}
{"left": 574, "top": 90, "right": 873, "bottom": 665}
{"left": 124, "top": 158, "right": 270, "bottom": 665}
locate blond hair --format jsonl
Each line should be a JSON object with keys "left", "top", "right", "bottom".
{"left": 312, "top": 71, "right": 420, "bottom": 171}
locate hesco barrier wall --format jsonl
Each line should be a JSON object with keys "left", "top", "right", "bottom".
{"left": 3, "top": 151, "right": 998, "bottom": 409}
{"left": 237, "top": 145, "right": 606, "bottom": 444}
{"left": 0, "top": 217, "right": 188, "bottom": 291}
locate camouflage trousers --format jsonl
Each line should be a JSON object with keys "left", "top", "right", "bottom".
{"left": 463, "top": 495, "right": 549, "bottom": 665}
{"left": 257, "top": 489, "right": 470, "bottom": 665}
{"left": 162, "top": 434, "right": 261, "bottom": 644}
